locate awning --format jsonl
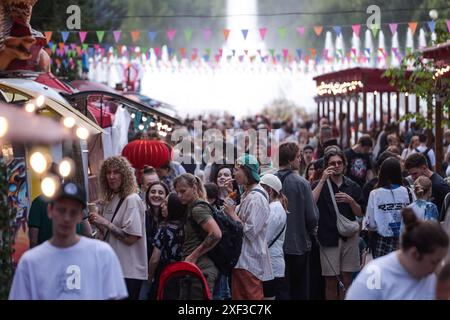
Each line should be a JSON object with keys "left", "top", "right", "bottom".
{"left": 0, "top": 78, "right": 104, "bottom": 135}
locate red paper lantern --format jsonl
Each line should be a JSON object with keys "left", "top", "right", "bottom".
{"left": 122, "top": 139, "right": 171, "bottom": 171}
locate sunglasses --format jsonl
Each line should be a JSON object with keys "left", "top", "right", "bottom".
{"left": 328, "top": 161, "right": 343, "bottom": 167}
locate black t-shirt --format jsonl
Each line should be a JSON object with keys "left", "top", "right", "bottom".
{"left": 312, "top": 176, "right": 364, "bottom": 247}
{"left": 344, "top": 149, "right": 372, "bottom": 188}
{"left": 430, "top": 173, "right": 450, "bottom": 212}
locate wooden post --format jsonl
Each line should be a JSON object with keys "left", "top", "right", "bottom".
{"left": 373, "top": 93, "right": 377, "bottom": 132}
{"left": 363, "top": 91, "right": 367, "bottom": 133}
{"left": 396, "top": 92, "right": 400, "bottom": 122}
{"left": 427, "top": 96, "right": 433, "bottom": 144}
{"left": 354, "top": 97, "right": 359, "bottom": 143}
{"left": 333, "top": 96, "right": 337, "bottom": 129}
{"left": 405, "top": 94, "right": 410, "bottom": 132}
{"left": 416, "top": 95, "right": 420, "bottom": 116}
{"left": 387, "top": 92, "right": 391, "bottom": 123}
{"left": 339, "top": 99, "right": 344, "bottom": 146}
{"left": 346, "top": 98, "right": 351, "bottom": 149}
{"left": 436, "top": 97, "right": 443, "bottom": 176}
{"left": 317, "top": 98, "right": 321, "bottom": 128}
{"left": 379, "top": 92, "right": 384, "bottom": 130}
{"left": 322, "top": 99, "right": 326, "bottom": 121}
{"left": 327, "top": 99, "right": 331, "bottom": 121}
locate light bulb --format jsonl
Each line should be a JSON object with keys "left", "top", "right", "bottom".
{"left": 131, "top": 113, "right": 136, "bottom": 119}
{"left": 150, "top": 122, "right": 156, "bottom": 127}
{"left": 142, "top": 116, "right": 147, "bottom": 122}
{"left": 30, "top": 151, "right": 48, "bottom": 174}
{"left": 138, "top": 124, "right": 144, "bottom": 131}
{"left": 76, "top": 127, "right": 89, "bottom": 140}
{"left": 41, "top": 175, "right": 59, "bottom": 198}
{"left": 36, "top": 95, "right": 45, "bottom": 107}
{"left": 59, "top": 159, "right": 74, "bottom": 178}
{"left": 25, "top": 103, "right": 36, "bottom": 113}
{"left": 429, "top": 9, "right": 438, "bottom": 20}
{"left": 63, "top": 117, "right": 76, "bottom": 128}
{"left": 0, "top": 116, "right": 8, "bottom": 138}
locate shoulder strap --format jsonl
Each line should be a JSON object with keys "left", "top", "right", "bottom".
{"left": 268, "top": 224, "right": 286, "bottom": 248}
{"left": 250, "top": 188, "right": 268, "bottom": 201}
{"left": 326, "top": 179, "right": 341, "bottom": 217}
{"left": 276, "top": 170, "right": 293, "bottom": 185}
{"left": 104, "top": 197, "right": 125, "bottom": 241}
{"left": 406, "top": 187, "right": 413, "bottom": 204}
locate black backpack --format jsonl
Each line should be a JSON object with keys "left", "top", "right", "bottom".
{"left": 189, "top": 200, "right": 244, "bottom": 276}
{"left": 415, "top": 147, "right": 433, "bottom": 170}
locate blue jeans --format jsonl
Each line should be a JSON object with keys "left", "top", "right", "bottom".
{"left": 213, "top": 275, "right": 231, "bottom": 300}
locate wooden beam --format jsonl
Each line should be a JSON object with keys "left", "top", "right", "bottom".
{"left": 405, "top": 94, "right": 409, "bottom": 132}
{"left": 317, "top": 98, "right": 321, "bottom": 128}
{"left": 333, "top": 96, "right": 337, "bottom": 129}
{"left": 363, "top": 91, "right": 367, "bottom": 133}
{"left": 436, "top": 98, "right": 443, "bottom": 176}
{"left": 416, "top": 95, "right": 420, "bottom": 114}
{"left": 379, "top": 92, "right": 384, "bottom": 129}
{"left": 339, "top": 99, "right": 344, "bottom": 147}
{"left": 327, "top": 99, "right": 331, "bottom": 121}
{"left": 396, "top": 92, "right": 400, "bottom": 122}
{"left": 354, "top": 98, "right": 359, "bottom": 143}
{"left": 347, "top": 98, "right": 351, "bottom": 148}
{"left": 373, "top": 93, "right": 377, "bottom": 132}
{"left": 387, "top": 92, "right": 391, "bottom": 122}
{"left": 322, "top": 99, "right": 326, "bottom": 120}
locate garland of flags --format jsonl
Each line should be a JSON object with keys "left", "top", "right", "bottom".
{"left": 47, "top": 19, "right": 450, "bottom": 73}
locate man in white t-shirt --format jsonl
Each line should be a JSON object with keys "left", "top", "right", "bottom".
{"left": 9, "top": 182, "right": 128, "bottom": 300}
{"left": 415, "top": 133, "right": 436, "bottom": 171}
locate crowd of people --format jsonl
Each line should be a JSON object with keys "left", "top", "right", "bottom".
{"left": 8, "top": 113, "right": 450, "bottom": 300}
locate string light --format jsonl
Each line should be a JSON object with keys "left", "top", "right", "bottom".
{"left": 76, "top": 127, "right": 89, "bottom": 140}
{"left": 316, "top": 81, "right": 364, "bottom": 96}
{"left": 434, "top": 65, "right": 450, "bottom": 79}
{"left": 142, "top": 116, "right": 147, "bottom": 122}
{"left": 138, "top": 124, "right": 145, "bottom": 131}
{"left": 150, "top": 122, "right": 156, "bottom": 127}
{"left": 59, "top": 158, "right": 74, "bottom": 178}
{"left": 0, "top": 117, "right": 8, "bottom": 138}
{"left": 36, "top": 95, "right": 45, "bottom": 107}
{"left": 30, "top": 151, "right": 48, "bottom": 174}
{"left": 41, "top": 175, "right": 59, "bottom": 198}
{"left": 63, "top": 117, "right": 76, "bottom": 128}
{"left": 131, "top": 113, "right": 136, "bottom": 119}
{"left": 25, "top": 103, "right": 36, "bottom": 113}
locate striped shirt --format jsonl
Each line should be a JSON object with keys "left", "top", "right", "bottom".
{"left": 234, "top": 184, "right": 274, "bottom": 282}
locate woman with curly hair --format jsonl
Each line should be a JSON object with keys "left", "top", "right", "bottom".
{"left": 88, "top": 156, "right": 147, "bottom": 300}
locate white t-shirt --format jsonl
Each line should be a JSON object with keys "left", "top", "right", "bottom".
{"left": 365, "top": 187, "right": 411, "bottom": 237}
{"left": 265, "top": 201, "right": 287, "bottom": 278}
{"left": 346, "top": 251, "right": 437, "bottom": 300}
{"left": 104, "top": 193, "right": 148, "bottom": 280}
{"left": 416, "top": 145, "right": 436, "bottom": 167}
{"left": 9, "top": 237, "right": 128, "bottom": 300}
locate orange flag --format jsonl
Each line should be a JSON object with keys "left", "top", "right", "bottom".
{"left": 223, "top": 29, "right": 230, "bottom": 41}
{"left": 44, "top": 31, "right": 52, "bottom": 43}
{"left": 408, "top": 22, "right": 418, "bottom": 35}
{"left": 314, "top": 26, "right": 323, "bottom": 36}
{"left": 130, "top": 30, "right": 140, "bottom": 43}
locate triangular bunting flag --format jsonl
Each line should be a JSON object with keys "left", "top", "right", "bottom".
{"left": 269, "top": 49, "right": 275, "bottom": 57}
{"left": 184, "top": 29, "right": 193, "bottom": 42}
{"left": 389, "top": 23, "right": 398, "bottom": 35}
{"left": 278, "top": 27, "right": 287, "bottom": 40}
{"left": 296, "top": 49, "right": 302, "bottom": 59}
{"left": 333, "top": 26, "right": 342, "bottom": 36}
{"left": 296, "top": 27, "right": 305, "bottom": 37}
{"left": 154, "top": 47, "right": 161, "bottom": 57}
{"left": 223, "top": 29, "right": 230, "bottom": 41}
{"left": 179, "top": 47, "right": 186, "bottom": 57}
{"left": 130, "top": 30, "right": 140, "bottom": 43}
{"left": 51, "top": 43, "right": 57, "bottom": 53}
{"left": 166, "top": 29, "right": 176, "bottom": 42}
{"left": 243, "top": 49, "right": 248, "bottom": 56}
{"left": 427, "top": 21, "right": 436, "bottom": 33}
{"left": 241, "top": 29, "right": 249, "bottom": 40}
{"left": 408, "top": 22, "right": 418, "bottom": 35}
{"left": 113, "top": 30, "right": 121, "bottom": 43}
{"left": 82, "top": 44, "right": 88, "bottom": 51}
{"left": 79, "top": 31, "right": 87, "bottom": 43}
{"left": 259, "top": 28, "right": 267, "bottom": 40}
{"left": 205, "top": 48, "right": 211, "bottom": 56}
{"left": 370, "top": 24, "right": 380, "bottom": 37}
{"left": 231, "top": 49, "right": 235, "bottom": 56}
{"left": 352, "top": 24, "right": 361, "bottom": 37}
{"left": 203, "top": 29, "right": 212, "bottom": 42}
{"left": 96, "top": 31, "right": 105, "bottom": 43}
{"left": 168, "top": 47, "right": 173, "bottom": 57}
{"left": 314, "top": 26, "right": 323, "bottom": 36}
{"left": 310, "top": 48, "right": 316, "bottom": 57}
{"left": 148, "top": 31, "right": 157, "bottom": 42}
{"left": 61, "top": 31, "right": 69, "bottom": 43}
{"left": 282, "top": 49, "right": 289, "bottom": 59}
{"left": 44, "top": 31, "right": 52, "bottom": 43}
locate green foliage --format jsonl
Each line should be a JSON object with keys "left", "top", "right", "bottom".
{"left": 0, "top": 159, "right": 15, "bottom": 300}
{"left": 384, "top": 18, "right": 450, "bottom": 129}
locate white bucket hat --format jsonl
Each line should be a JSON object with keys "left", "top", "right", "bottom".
{"left": 260, "top": 173, "right": 282, "bottom": 194}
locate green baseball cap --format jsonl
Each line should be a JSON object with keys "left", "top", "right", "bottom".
{"left": 235, "top": 154, "right": 260, "bottom": 183}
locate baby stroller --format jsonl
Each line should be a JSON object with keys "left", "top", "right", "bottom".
{"left": 157, "top": 261, "right": 211, "bottom": 300}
